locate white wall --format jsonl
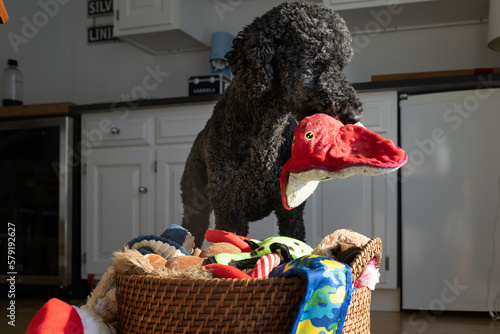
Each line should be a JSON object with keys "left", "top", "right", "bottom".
{"left": 345, "top": 23, "right": 500, "bottom": 83}
{"left": 0, "top": 0, "right": 72, "bottom": 104}
{"left": 1, "top": 0, "right": 500, "bottom": 105}
{"left": 0, "top": 0, "right": 285, "bottom": 105}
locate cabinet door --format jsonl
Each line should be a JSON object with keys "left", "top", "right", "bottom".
{"left": 116, "top": 0, "right": 176, "bottom": 31}
{"left": 317, "top": 91, "right": 399, "bottom": 289}
{"left": 155, "top": 146, "right": 191, "bottom": 235}
{"left": 85, "top": 149, "right": 152, "bottom": 275}
{"left": 323, "top": 0, "right": 431, "bottom": 10}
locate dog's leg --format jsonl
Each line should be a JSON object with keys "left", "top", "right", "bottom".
{"left": 275, "top": 202, "right": 306, "bottom": 241}
{"left": 180, "top": 144, "right": 212, "bottom": 248}
{"left": 181, "top": 195, "right": 212, "bottom": 248}
{"left": 211, "top": 202, "right": 250, "bottom": 238}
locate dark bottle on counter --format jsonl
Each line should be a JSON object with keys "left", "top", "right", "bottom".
{"left": 2, "top": 59, "right": 23, "bottom": 106}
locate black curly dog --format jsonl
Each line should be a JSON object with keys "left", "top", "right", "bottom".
{"left": 181, "top": 3, "right": 362, "bottom": 246}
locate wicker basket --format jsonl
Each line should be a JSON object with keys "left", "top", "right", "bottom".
{"left": 115, "top": 237, "right": 382, "bottom": 334}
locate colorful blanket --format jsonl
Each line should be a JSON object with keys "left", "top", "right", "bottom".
{"left": 270, "top": 255, "right": 353, "bottom": 334}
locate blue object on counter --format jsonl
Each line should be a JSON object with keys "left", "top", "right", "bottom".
{"left": 210, "top": 32, "right": 234, "bottom": 80}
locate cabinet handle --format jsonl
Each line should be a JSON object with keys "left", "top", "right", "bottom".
{"left": 138, "top": 186, "right": 148, "bottom": 194}
{"left": 110, "top": 127, "right": 120, "bottom": 135}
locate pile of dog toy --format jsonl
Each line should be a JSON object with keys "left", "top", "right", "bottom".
{"left": 26, "top": 226, "right": 380, "bottom": 334}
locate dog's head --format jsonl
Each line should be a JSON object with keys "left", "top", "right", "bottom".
{"left": 226, "top": 3, "right": 362, "bottom": 124}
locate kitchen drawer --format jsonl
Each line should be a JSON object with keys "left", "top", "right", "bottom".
{"left": 156, "top": 105, "right": 213, "bottom": 144}
{"left": 359, "top": 90, "right": 397, "bottom": 137}
{"left": 84, "top": 115, "right": 154, "bottom": 147}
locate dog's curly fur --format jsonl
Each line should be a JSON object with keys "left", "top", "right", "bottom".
{"left": 181, "top": 3, "right": 362, "bottom": 246}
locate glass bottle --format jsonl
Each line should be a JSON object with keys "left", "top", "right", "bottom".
{"left": 3, "top": 59, "right": 23, "bottom": 106}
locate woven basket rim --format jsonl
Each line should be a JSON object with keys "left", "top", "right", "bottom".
{"left": 350, "top": 236, "right": 383, "bottom": 280}
{"left": 114, "top": 271, "right": 306, "bottom": 284}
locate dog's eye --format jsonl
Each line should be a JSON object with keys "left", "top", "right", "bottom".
{"left": 305, "top": 131, "right": 314, "bottom": 140}
{"left": 308, "top": 60, "right": 318, "bottom": 67}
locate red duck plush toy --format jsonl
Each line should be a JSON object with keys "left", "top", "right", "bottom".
{"left": 280, "top": 113, "right": 407, "bottom": 209}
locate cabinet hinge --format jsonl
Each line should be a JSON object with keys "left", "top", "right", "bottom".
{"left": 154, "top": 160, "right": 157, "bottom": 173}
{"left": 83, "top": 252, "right": 87, "bottom": 265}
{"left": 83, "top": 163, "right": 87, "bottom": 175}
{"left": 116, "top": 9, "right": 119, "bottom": 21}
{"left": 385, "top": 256, "right": 390, "bottom": 271}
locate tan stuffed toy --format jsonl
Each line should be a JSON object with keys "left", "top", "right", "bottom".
{"left": 312, "top": 229, "right": 381, "bottom": 290}
{"left": 312, "top": 228, "right": 370, "bottom": 262}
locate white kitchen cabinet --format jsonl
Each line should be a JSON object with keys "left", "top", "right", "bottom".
{"left": 306, "top": 91, "right": 400, "bottom": 290}
{"left": 323, "top": 0, "right": 438, "bottom": 11}
{"left": 85, "top": 149, "right": 153, "bottom": 274}
{"left": 155, "top": 147, "right": 191, "bottom": 234}
{"left": 81, "top": 102, "right": 215, "bottom": 277}
{"left": 113, "top": 0, "right": 216, "bottom": 54}
{"left": 116, "top": 0, "right": 176, "bottom": 31}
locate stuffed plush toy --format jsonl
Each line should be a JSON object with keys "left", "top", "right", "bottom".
{"left": 26, "top": 225, "right": 204, "bottom": 334}
{"left": 127, "top": 223, "right": 195, "bottom": 258}
{"left": 205, "top": 228, "right": 254, "bottom": 252}
{"left": 207, "top": 234, "right": 313, "bottom": 270}
{"left": 199, "top": 242, "right": 242, "bottom": 259}
{"left": 205, "top": 253, "right": 282, "bottom": 279}
{"left": 280, "top": 113, "right": 408, "bottom": 209}
{"left": 313, "top": 229, "right": 380, "bottom": 289}
{"left": 25, "top": 297, "right": 117, "bottom": 334}
{"left": 202, "top": 230, "right": 313, "bottom": 279}
{"left": 313, "top": 229, "right": 369, "bottom": 260}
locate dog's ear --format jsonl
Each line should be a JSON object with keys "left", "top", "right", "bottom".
{"left": 226, "top": 25, "right": 275, "bottom": 98}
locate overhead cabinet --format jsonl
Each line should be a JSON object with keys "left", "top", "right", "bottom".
{"left": 323, "top": 0, "right": 439, "bottom": 11}
{"left": 113, "top": 0, "right": 216, "bottom": 54}
{"left": 116, "top": 0, "right": 176, "bottom": 31}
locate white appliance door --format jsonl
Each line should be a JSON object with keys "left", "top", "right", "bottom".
{"left": 401, "top": 88, "right": 500, "bottom": 312}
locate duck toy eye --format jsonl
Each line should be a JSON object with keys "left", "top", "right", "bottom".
{"left": 305, "top": 131, "right": 314, "bottom": 140}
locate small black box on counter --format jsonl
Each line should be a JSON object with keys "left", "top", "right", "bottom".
{"left": 189, "top": 74, "right": 231, "bottom": 96}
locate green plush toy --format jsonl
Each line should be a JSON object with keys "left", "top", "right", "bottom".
{"left": 207, "top": 236, "right": 313, "bottom": 270}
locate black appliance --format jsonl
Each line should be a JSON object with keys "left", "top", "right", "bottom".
{"left": 0, "top": 117, "right": 73, "bottom": 286}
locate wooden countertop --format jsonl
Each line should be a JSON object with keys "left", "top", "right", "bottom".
{"left": 0, "top": 102, "right": 74, "bottom": 119}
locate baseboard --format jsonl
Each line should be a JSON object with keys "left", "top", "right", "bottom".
{"left": 371, "top": 288, "right": 401, "bottom": 311}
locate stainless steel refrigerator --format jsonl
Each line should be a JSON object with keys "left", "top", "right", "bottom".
{"left": 401, "top": 88, "right": 500, "bottom": 313}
